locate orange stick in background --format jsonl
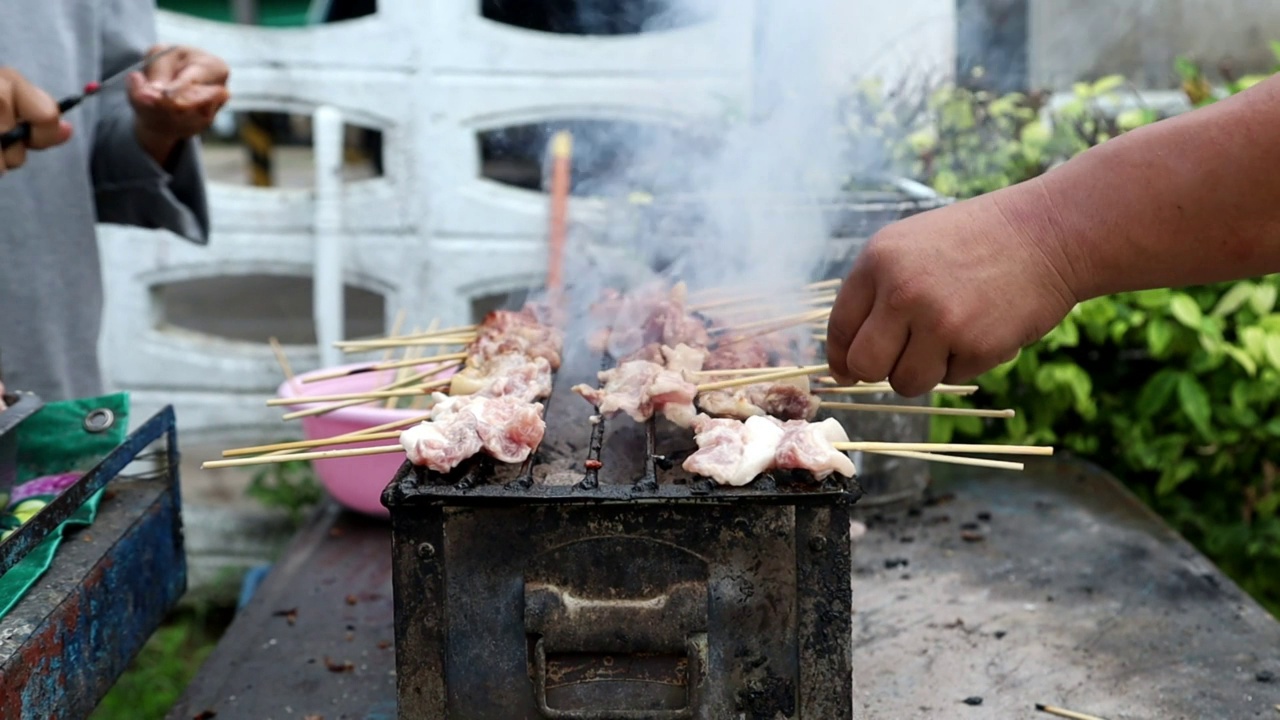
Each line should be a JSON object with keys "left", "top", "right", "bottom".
{"left": 547, "top": 131, "right": 572, "bottom": 296}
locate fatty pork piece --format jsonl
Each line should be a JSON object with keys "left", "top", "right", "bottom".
{"left": 571, "top": 359, "right": 698, "bottom": 427}
{"left": 449, "top": 352, "right": 552, "bottom": 402}
{"left": 774, "top": 418, "right": 856, "bottom": 480}
{"left": 619, "top": 342, "right": 709, "bottom": 373}
{"left": 400, "top": 393, "right": 546, "bottom": 472}
{"left": 697, "top": 375, "right": 820, "bottom": 422}
{"left": 682, "top": 415, "right": 785, "bottom": 487}
{"left": 682, "top": 415, "right": 856, "bottom": 486}
{"left": 471, "top": 308, "right": 565, "bottom": 369}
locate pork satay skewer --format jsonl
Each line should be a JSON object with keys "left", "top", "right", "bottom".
{"left": 820, "top": 401, "right": 1014, "bottom": 418}
{"left": 695, "top": 364, "right": 828, "bottom": 393}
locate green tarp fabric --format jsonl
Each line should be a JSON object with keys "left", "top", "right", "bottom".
{"left": 0, "top": 393, "right": 130, "bottom": 619}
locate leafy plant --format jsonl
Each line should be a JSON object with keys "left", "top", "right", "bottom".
{"left": 843, "top": 52, "right": 1280, "bottom": 616}
{"left": 246, "top": 457, "right": 323, "bottom": 525}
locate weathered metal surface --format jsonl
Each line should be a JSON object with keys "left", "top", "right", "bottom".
{"left": 174, "top": 457, "right": 1280, "bottom": 718}
{"left": 848, "top": 456, "right": 1280, "bottom": 718}
{"left": 165, "top": 503, "right": 399, "bottom": 720}
{"left": 387, "top": 499, "right": 855, "bottom": 720}
{"left": 0, "top": 422, "right": 186, "bottom": 719}
{"left": 0, "top": 406, "right": 177, "bottom": 579}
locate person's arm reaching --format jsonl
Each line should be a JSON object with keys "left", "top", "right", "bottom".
{"left": 91, "top": 0, "right": 228, "bottom": 243}
{"left": 826, "top": 72, "right": 1280, "bottom": 396}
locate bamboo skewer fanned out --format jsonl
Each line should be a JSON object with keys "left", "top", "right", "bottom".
{"left": 206, "top": 274, "right": 1054, "bottom": 477}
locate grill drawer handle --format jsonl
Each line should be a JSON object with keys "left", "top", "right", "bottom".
{"left": 532, "top": 636, "right": 701, "bottom": 720}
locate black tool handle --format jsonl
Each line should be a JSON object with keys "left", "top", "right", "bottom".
{"left": 0, "top": 95, "right": 84, "bottom": 150}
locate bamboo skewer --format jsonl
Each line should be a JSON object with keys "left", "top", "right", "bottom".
{"left": 283, "top": 366, "right": 455, "bottom": 421}
{"left": 339, "top": 335, "right": 476, "bottom": 352}
{"left": 302, "top": 352, "right": 466, "bottom": 383}
{"left": 268, "top": 336, "right": 298, "bottom": 389}
{"left": 821, "top": 402, "right": 1014, "bottom": 418}
{"left": 834, "top": 442, "right": 1053, "bottom": 456}
{"left": 712, "top": 308, "right": 831, "bottom": 336}
{"left": 861, "top": 450, "right": 1024, "bottom": 471}
{"left": 388, "top": 324, "right": 426, "bottom": 409}
{"left": 232, "top": 431, "right": 405, "bottom": 457}
{"left": 691, "top": 367, "right": 799, "bottom": 377}
{"left": 697, "top": 291, "right": 836, "bottom": 316}
{"left": 1035, "top": 704, "right": 1109, "bottom": 720}
{"left": 410, "top": 320, "right": 449, "bottom": 411}
{"left": 334, "top": 325, "right": 477, "bottom": 350}
{"left": 203, "top": 444, "right": 406, "bottom": 469}
{"left": 267, "top": 379, "right": 452, "bottom": 406}
{"left": 813, "top": 384, "right": 980, "bottom": 396}
{"left": 224, "top": 411, "right": 434, "bottom": 457}
{"left": 696, "top": 365, "right": 828, "bottom": 393}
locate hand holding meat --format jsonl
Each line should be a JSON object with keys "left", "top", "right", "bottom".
{"left": 825, "top": 187, "right": 1081, "bottom": 397}
{"left": 128, "top": 45, "right": 230, "bottom": 163}
{"left": 0, "top": 67, "right": 73, "bottom": 174}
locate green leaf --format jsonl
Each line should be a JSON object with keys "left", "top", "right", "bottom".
{"left": 1241, "top": 326, "right": 1268, "bottom": 360}
{"left": 1211, "top": 281, "right": 1255, "bottom": 317}
{"left": 1169, "top": 293, "right": 1203, "bottom": 329}
{"left": 1145, "top": 318, "right": 1176, "bottom": 356}
{"left": 1252, "top": 283, "right": 1279, "bottom": 315}
{"left": 1265, "top": 418, "right": 1280, "bottom": 437}
{"left": 1091, "top": 74, "right": 1127, "bottom": 96}
{"left": 1176, "top": 372, "right": 1213, "bottom": 436}
{"left": 1156, "top": 459, "right": 1199, "bottom": 496}
{"left": 1136, "top": 369, "right": 1180, "bottom": 418}
{"left": 1265, "top": 334, "right": 1280, "bottom": 370}
{"left": 1223, "top": 346, "right": 1259, "bottom": 376}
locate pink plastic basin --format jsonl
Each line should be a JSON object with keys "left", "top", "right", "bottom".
{"left": 276, "top": 362, "right": 456, "bottom": 518}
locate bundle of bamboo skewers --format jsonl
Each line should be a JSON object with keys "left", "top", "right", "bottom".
{"left": 205, "top": 275, "right": 1053, "bottom": 477}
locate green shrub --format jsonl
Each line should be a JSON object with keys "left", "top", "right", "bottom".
{"left": 842, "top": 50, "right": 1280, "bottom": 616}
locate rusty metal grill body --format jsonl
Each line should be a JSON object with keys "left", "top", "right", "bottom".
{"left": 384, "top": 354, "right": 861, "bottom": 719}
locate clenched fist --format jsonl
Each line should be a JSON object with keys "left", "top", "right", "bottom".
{"left": 825, "top": 181, "right": 1085, "bottom": 396}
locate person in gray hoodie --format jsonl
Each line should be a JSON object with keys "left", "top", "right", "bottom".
{"left": 0, "top": 0, "right": 229, "bottom": 401}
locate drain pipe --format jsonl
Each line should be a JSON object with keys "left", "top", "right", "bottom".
{"left": 313, "top": 106, "right": 344, "bottom": 369}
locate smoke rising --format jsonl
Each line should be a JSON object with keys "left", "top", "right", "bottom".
{"left": 537, "top": 0, "right": 857, "bottom": 359}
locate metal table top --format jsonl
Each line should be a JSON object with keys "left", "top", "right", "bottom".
{"left": 166, "top": 457, "right": 1280, "bottom": 719}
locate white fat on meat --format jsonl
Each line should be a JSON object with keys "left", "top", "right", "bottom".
{"left": 449, "top": 353, "right": 552, "bottom": 402}
{"left": 682, "top": 414, "right": 785, "bottom": 487}
{"left": 571, "top": 359, "right": 699, "bottom": 428}
{"left": 400, "top": 392, "right": 545, "bottom": 472}
{"left": 774, "top": 418, "right": 856, "bottom": 479}
{"left": 697, "top": 375, "right": 819, "bottom": 422}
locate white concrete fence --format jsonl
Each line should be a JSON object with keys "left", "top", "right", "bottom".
{"left": 97, "top": 0, "right": 957, "bottom": 445}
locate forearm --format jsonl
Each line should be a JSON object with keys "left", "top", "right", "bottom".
{"left": 1020, "top": 73, "right": 1280, "bottom": 299}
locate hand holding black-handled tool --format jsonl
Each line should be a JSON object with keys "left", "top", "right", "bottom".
{"left": 0, "top": 46, "right": 179, "bottom": 151}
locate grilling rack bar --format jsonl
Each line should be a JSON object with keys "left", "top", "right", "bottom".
{"left": 383, "top": 354, "right": 863, "bottom": 508}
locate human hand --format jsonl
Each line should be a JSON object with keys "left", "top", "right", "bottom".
{"left": 127, "top": 45, "right": 230, "bottom": 163}
{"left": 0, "top": 67, "right": 74, "bottom": 174}
{"left": 825, "top": 181, "right": 1086, "bottom": 396}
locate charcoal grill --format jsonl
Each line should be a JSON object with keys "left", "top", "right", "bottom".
{"left": 384, "top": 353, "right": 862, "bottom": 719}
